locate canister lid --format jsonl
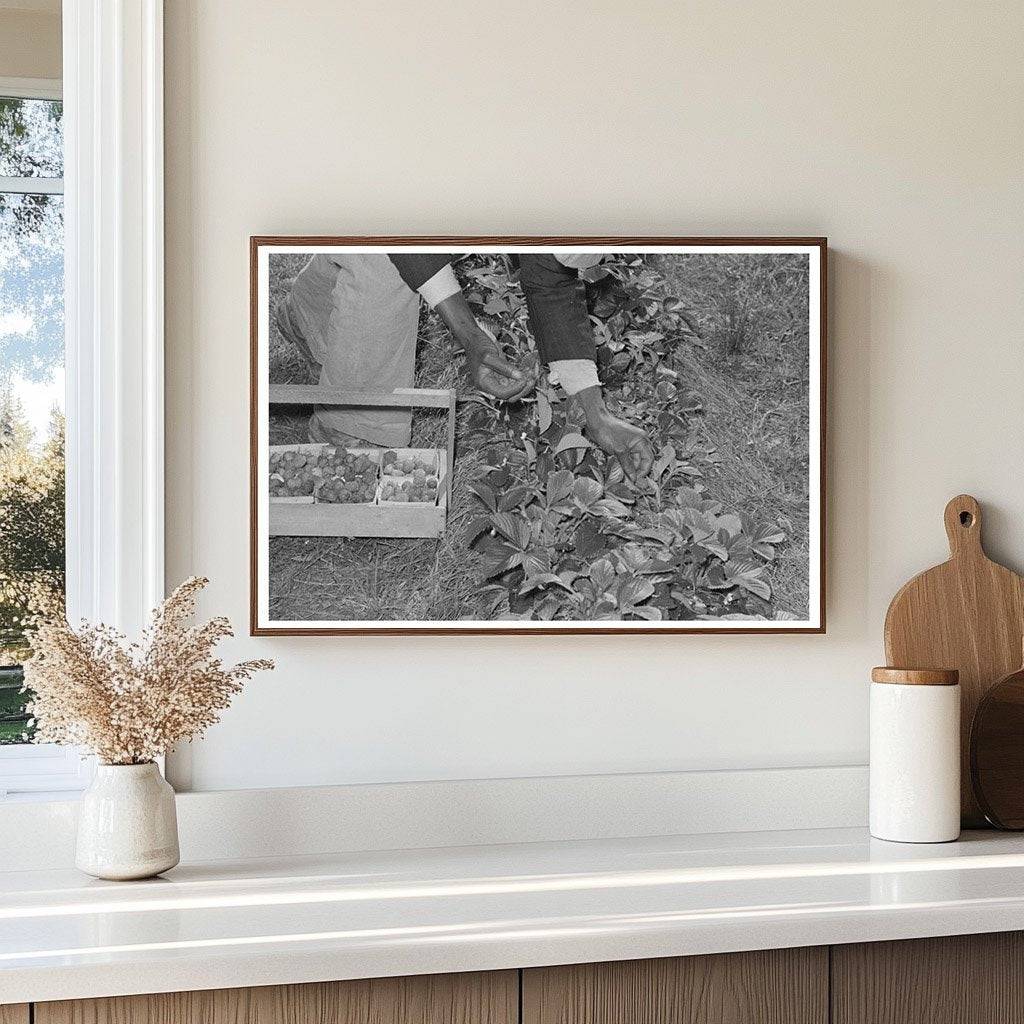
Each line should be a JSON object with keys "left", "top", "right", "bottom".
{"left": 871, "top": 667, "right": 959, "bottom": 686}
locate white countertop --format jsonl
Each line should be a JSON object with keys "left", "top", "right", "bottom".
{"left": 4, "top": 826, "right": 1024, "bottom": 1004}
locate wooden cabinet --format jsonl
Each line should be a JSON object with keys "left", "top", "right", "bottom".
{"left": 522, "top": 948, "right": 828, "bottom": 1024}
{"left": 832, "top": 932, "right": 1024, "bottom": 1024}
{"left": 34, "top": 971, "right": 517, "bottom": 1024}
{"left": 24, "top": 932, "right": 1024, "bottom": 1024}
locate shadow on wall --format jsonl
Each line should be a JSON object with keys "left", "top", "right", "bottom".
{"left": 827, "top": 250, "right": 873, "bottom": 632}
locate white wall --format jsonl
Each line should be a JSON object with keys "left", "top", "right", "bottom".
{"left": 164, "top": 1, "right": 1024, "bottom": 792}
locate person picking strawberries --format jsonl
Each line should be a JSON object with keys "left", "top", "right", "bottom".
{"left": 275, "top": 252, "right": 653, "bottom": 482}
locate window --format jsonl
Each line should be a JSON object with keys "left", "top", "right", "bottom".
{"left": 0, "top": 79, "right": 85, "bottom": 797}
{"left": 0, "top": 4, "right": 166, "bottom": 799}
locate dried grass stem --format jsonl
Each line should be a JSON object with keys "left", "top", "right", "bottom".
{"left": 23, "top": 577, "right": 273, "bottom": 765}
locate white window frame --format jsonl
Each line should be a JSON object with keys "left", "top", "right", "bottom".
{"left": 0, "top": 77, "right": 61, "bottom": 101}
{"left": 0, "top": 0, "right": 165, "bottom": 799}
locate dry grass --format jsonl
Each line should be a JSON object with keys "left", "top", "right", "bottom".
{"left": 657, "top": 255, "right": 811, "bottom": 619}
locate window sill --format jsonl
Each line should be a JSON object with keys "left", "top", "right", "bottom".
{"left": 0, "top": 744, "right": 93, "bottom": 799}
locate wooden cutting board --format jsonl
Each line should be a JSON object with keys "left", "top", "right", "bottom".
{"left": 884, "top": 494, "right": 1024, "bottom": 826}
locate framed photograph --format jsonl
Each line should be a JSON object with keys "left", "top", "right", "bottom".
{"left": 250, "top": 237, "right": 826, "bottom": 635}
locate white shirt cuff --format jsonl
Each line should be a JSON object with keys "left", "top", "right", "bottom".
{"left": 554, "top": 254, "right": 604, "bottom": 271}
{"left": 548, "top": 359, "right": 601, "bottom": 395}
{"left": 417, "top": 264, "right": 461, "bottom": 308}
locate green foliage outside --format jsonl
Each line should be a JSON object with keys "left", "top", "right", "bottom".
{"left": 0, "top": 666, "right": 28, "bottom": 743}
{"left": 0, "top": 394, "right": 65, "bottom": 743}
{"left": 1, "top": 94, "right": 66, "bottom": 742}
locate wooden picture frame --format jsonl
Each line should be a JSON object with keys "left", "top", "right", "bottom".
{"left": 251, "top": 237, "right": 827, "bottom": 635}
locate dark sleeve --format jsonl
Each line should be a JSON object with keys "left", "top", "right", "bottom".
{"left": 517, "top": 255, "right": 596, "bottom": 364}
{"left": 388, "top": 254, "right": 457, "bottom": 293}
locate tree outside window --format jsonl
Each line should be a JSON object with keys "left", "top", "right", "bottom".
{"left": 0, "top": 94, "right": 65, "bottom": 744}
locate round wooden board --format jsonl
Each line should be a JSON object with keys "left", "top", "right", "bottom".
{"left": 970, "top": 663, "right": 1024, "bottom": 829}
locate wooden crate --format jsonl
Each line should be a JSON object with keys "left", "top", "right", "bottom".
{"left": 267, "top": 386, "right": 455, "bottom": 539}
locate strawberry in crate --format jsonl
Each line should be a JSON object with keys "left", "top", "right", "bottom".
{"left": 269, "top": 450, "right": 315, "bottom": 497}
{"left": 381, "top": 451, "right": 437, "bottom": 477}
{"left": 380, "top": 451, "right": 440, "bottom": 504}
{"left": 317, "top": 450, "right": 378, "bottom": 504}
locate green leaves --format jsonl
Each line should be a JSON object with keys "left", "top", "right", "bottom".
{"left": 571, "top": 476, "right": 603, "bottom": 510}
{"left": 460, "top": 251, "right": 790, "bottom": 623}
{"left": 679, "top": 508, "right": 718, "bottom": 543}
{"left": 552, "top": 432, "right": 591, "bottom": 457}
{"left": 469, "top": 481, "right": 497, "bottom": 512}
{"left": 616, "top": 575, "right": 655, "bottom": 608}
{"left": 546, "top": 469, "right": 574, "bottom": 506}
{"left": 489, "top": 511, "right": 532, "bottom": 550}
{"left": 522, "top": 436, "right": 537, "bottom": 466}
{"left": 536, "top": 392, "right": 553, "bottom": 434}
{"left": 519, "top": 572, "right": 573, "bottom": 596}
{"left": 709, "top": 559, "right": 772, "bottom": 601}
{"left": 498, "top": 486, "right": 532, "bottom": 512}
{"left": 574, "top": 519, "right": 609, "bottom": 558}
{"left": 651, "top": 443, "right": 675, "bottom": 481}
{"left": 743, "top": 516, "right": 786, "bottom": 559}
{"left": 579, "top": 264, "right": 611, "bottom": 284}
{"left": 673, "top": 486, "right": 705, "bottom": 510}
{"left": 581, "top": 556, "right": 661, "bottom": 620}
{"left": 589, "top": 557, "right": 616, "bottom": 595}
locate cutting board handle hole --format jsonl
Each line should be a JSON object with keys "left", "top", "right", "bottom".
{"left": 944, "top": 495, "right": 982, "bottom": 555}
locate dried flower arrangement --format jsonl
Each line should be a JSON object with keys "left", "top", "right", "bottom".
{"left": 23, "top": 577, "right": 273, "bottom": 765}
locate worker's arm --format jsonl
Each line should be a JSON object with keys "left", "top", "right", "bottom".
{"left": 387, "top": 254, "right": 460, "bottom": 304}
{"left": 518, "top": 255, "right": 653, "bottom": 482}
{"left": 388, "top": 254, "right": 531, "bottom": 401}
{"left": 434, "top": 289, "right": 532, "bottom": 401}
{"left": 574, "top": 385, "right": 655, "bottom": 484}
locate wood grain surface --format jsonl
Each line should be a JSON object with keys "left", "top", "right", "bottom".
{"left": 522, "top": 948, "right": 828, "bottom": 1024}
{"left": 35, "top": 971, "right": 517, "bottom": 1024}
{"left": 832, "top": 932, "right": 1024, "bottom": 1024}
{"left": 884, "top": 494, "right": 1024, "bottom": 825}
{"left": 0, "top": 1006, "right": 29, "bottom": 1024}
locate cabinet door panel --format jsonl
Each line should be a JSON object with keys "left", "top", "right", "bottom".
{"left": 0, "top": 1006, "right": 29, "bottom": 1024}
{"left": 832, "top": 932, "right": 1024, "bottom": 1024}
{"left": 36, "top": 970, "right": 517, "bottom": 1024}
{"left": 523, "top": 948, "right": 828, "bottom": 1024}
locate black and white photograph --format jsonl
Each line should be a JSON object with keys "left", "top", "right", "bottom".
{"left": 251, "top": 238, "right": 824, "bottom": 634}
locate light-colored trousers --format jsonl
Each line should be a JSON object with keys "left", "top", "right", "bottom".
{"left": 280, "top": 254, "right": 418, "bottom": 447}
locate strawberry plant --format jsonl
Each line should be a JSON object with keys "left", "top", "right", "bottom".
{"left": 460, "top": 255, "right": 791, "bottom": 622}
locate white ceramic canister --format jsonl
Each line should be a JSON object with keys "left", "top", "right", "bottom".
{"left": 869, "top": 667, "right": 961, "bottom": 843}
{"left": 76, "top": 762, "right": 180, "bottom": 880}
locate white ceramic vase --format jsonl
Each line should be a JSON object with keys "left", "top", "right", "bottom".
{"left": 76, "top": 762, "right": 180, "bottom": 880}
